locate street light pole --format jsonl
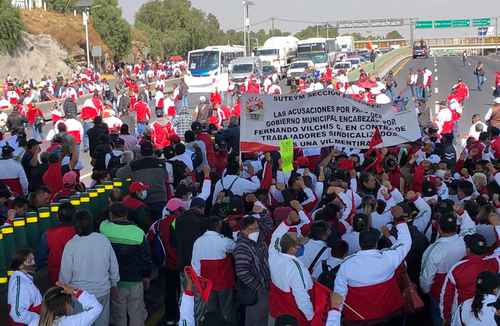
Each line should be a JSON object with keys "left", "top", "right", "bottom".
{"left": 243, "top": 1, "right": 254, "bottom": 56}
{"left": 83, "top": 10, "right": 90, "bottom": 68}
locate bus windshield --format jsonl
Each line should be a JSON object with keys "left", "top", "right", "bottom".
{"left": 256, "top": 49, "right": 278, "bottom": 56}
{"left": 298, "top": 52, "right": 327, "bottom": 64}
{"left": 298, "top": 43, "right": 326, "bottom": 54}
{"left": 189, "top": 51, "right": 219, "bottom": 71}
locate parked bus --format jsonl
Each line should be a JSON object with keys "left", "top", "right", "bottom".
{"left": 185, "top": 45, "right": 244, "bottom": 93}
{"left": 296, "top": 38, "right": 338, "bottom": 73}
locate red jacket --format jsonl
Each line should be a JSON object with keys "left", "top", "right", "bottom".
{"left": 46, "top": 225, "right": 76, "bottom": 284}
{"left": 80, "top": 106, "right": 98, "bottom": 121}
{"left": 210, "top": 91, "right": 222, "bottom": 106}
{"left": 134, "top": 101, "right": 151, "bottom": 122}
{"left": 123, "top": 195, "right": 147, "bottom": 209}
{"left": 440, "top": 255, "right": 498, "bottom": 321}
{"left": 158, "top": 215, "right": 177, "bottom": 270}
{"left": 26, "top": 106, "right": 43, "bottom": 125}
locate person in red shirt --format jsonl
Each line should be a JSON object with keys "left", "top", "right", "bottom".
{"left": 80, "top": 99, "right": 98, "bottom": 153}
{"left": 26, "top": 103, "right": 44, "bottom": 141}
{"left": 91, "top": 91, "right": 104, "bottom": 116}
{"left": 134, "top": 96, "right": 151, "bottom": 135}
{"left": 210, "top": 87, "right": 222, "bottom": 107}
{"left": 35, "top": 202, "right": 76, "bottom": 285}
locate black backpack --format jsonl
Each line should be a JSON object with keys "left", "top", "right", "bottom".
{"left": 218, "top": 177, "right": 239, "bottom": 216}
{"left": 107, "top": 152, "right": 125, "bottom": 178}
{"left": 167, "top": 160, "right": 188, "bottom": 188}
{"left": 317, "top": 260, "right": 341, "bottom": 289}
{"left": 191, "top": 145, "right": 203, "bottom": 170}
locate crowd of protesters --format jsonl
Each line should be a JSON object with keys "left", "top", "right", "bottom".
{"left": 0, "top": 54, "right": 500, "bottom": 326}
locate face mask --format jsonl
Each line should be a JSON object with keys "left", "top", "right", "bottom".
{"left": 138, "top": 190, "right": 147, "bottom": 200}
{"left": 248, "top": 231, "right": 260, "bottom": 242}
{"left": 295, "top": 244, "right": 305, "bottom": 257}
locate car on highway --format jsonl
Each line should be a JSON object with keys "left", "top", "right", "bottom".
{"left": 262, "top": 64, "right": 278, "bottom": 79}
{"left": 286, "top": 60, "right": 314, "bottom": 85}
{"left": 333, "top": 61, "right": 352, "bottom": 75}
{"left": 345, "top": 57, "right": 361, "bottom": 70}
{"left": 413, "top": 40, "right": 429, "bottom": 59}
{"left": 229, "top": 56, "right": 264, "bottom": 84}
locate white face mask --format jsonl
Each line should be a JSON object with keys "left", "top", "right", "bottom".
{"left": 248, "top": 231, "right": 260, "bottom": 242}
{"left": 138, "top": 190, "right": 148, "bottom": 200}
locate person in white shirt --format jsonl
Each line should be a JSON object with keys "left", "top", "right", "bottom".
{"left": 268, "top": 233, "right": 314, "bottom": 325}
{"left": 451, "top": 271, "right": 500, "bottom": 326}
{"left": 8, "top": 249, "right": 42, "bottom": 325}
{"left": 170, "top": 143, "right": 194, "bottom": 171}
{"left": 0, "top": 144, "right": 29, "bottom": 195}
{"left": 465, "top": 114, "right": 488, "bottom": 145}
{"left": 28, "top": 282, "right": 103, "bottom": 326}
{"left": 334, "top": 207, "right": 412, "bottom": 324}
{"left": 342, "top": 214, "right": 368, "bottom": 256}
{"left": 299, "top": 221, "right": 332, "bottom": 279}
{"left": 212, "top": 159, "right": 260, "bottom": 205}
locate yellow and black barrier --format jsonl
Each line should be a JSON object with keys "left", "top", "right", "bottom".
{"left": 0, "top": 178, "right": 131, "bottom": 288}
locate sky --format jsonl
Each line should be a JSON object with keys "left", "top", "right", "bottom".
{"left": 119, "top": 0, "right": 500, "bottom": 38}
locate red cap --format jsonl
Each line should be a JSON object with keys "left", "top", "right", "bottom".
{"left": 129, "top": 181, "right": 149, "bottom": 193}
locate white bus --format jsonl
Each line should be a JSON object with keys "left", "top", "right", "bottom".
{"left": 185, "top": 45, "right": 244, "bottom": 93}
{"left": 296, "top": 38, "right": 338, "bottom": 73}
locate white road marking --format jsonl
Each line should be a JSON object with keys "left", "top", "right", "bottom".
{"left": 468, "top": 62, "right": 472, "bottom": 66}
{"left": 434, "top": 88, "right": 439, "bottom": 94}
{"left": 434, "top": 68, "right": 438, "bottom": 73}
{"left": 435, "top": 76, "right": 438, "bottom": 81}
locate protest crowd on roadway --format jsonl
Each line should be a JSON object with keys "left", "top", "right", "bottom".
{"left": 0, "top": 53, "right": 500, "bottom": 326}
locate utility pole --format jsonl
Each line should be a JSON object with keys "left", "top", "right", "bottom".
{"left": 316, "top": 24, "right": 319, "bottom": 37}
{"left": 409, "top": 18, "right": 415, "bottom": 47}
{"left": 271, "top": 17, "right": 275, "bottom": 36}
{"left": 242, "top": 1, "right": 247, "bottom": 56}
{"left": 326, "top": 23, "right": 329, "bottom": 38}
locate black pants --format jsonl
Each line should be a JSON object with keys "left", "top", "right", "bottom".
{"left": 164, "top": 267, "right": 180, "bottom": 322}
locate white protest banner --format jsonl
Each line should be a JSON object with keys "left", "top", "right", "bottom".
{"left": 240, "top": 89, "right": 421, "bottom": 152}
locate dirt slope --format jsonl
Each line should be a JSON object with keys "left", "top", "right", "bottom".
{"left": 19, "top": 9, "right": 110, "bottom": 57}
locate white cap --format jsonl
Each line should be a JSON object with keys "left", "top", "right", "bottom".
{"left": 199, "top": 96, "right": 206, "bottom": 102}
{"left": 427, "top": 154, "right": 441, "bottom": 165}
{"left": 494, "top": 97, "right": 500, "bottom": 104}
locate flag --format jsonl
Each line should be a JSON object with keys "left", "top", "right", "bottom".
{"left": 185, "top": 266, "right": 213, "bottom": 302}
{"left": 311, "top": 281, "right": 331, "bottom": 326}
{"left": 368, "top": 127, "right": 383, "bottom": 149}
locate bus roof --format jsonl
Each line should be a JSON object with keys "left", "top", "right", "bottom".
{"left": 297, "top": 38, "right": 333, "bottom": 45}
{"left": 189, "top": 45, "right": 244, "bottom": 54}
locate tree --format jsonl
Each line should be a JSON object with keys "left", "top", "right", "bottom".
{"left": 385, "top": 30, "right": 403, "bottom": 40}
{"left": 46, "top": 0, "right": 76, "bottom": 12}
{"left": 0, "top": 0, "right": 24, "bottom": 54}
{"left": 91, "top": 0, "right": 131, "bottom": 60}
{"left": 296, "top": 25, "right": 338, "bottom": 39}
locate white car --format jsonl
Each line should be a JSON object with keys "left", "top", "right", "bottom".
{"left": 286, "top": 60, "right": 314, "bottom": 85}
{"left": 346, "top": 57, "right": 361, "bottom": 70}
{"left": 333, "top": 61, "right": 352, "bottom": 75}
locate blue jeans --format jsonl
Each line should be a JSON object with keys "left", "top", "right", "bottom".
{"left": 136, "top": 122, "right": 146, "bottom": 136}
{"left": 477, "top": 75, "right": 485, "bottom": 90}
{"left": 416, "top": 87, "right": 424, "bottom": 99}
{"left": 181, "top": 96, "right": 189, "bottom": 108}
{"left": 83, "top": 121, "right": 94, "bottom": 151}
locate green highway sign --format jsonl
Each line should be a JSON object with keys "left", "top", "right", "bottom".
{"left": 473, "top": 18, "right": 491, "bottom": 27}
{"left": 452, "top": 19, "right": 470, "bottom": 28}
{"left": 434, "top": 20, "right": 452, "bottom": 28}
{"left": 415, "top": 20, "right": 433, "bottom": 29}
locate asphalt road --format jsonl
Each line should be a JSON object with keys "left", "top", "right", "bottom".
{"left": 393, "top": 55, "right": 500, "bottom": 146}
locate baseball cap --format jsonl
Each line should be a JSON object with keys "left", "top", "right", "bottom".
{"left": 27, "top": 139, "right": 42, "bottom": 149}
{"left": 166, "top": 198, "right": 187, "bottom": 212}
{"left": 128, "top": 181, "right": 149, "bottom": 193}
{"left": 62, "top": 171, "right": 78, "bottom": 186}
{"left": 494, "top": 97, "right": 500, "bottom": 104}
{"left": 190, "top": 197, "right": 206, "bottom": 209}
{"left": 464, "top": 233, "right": 489, "bottom": 255}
